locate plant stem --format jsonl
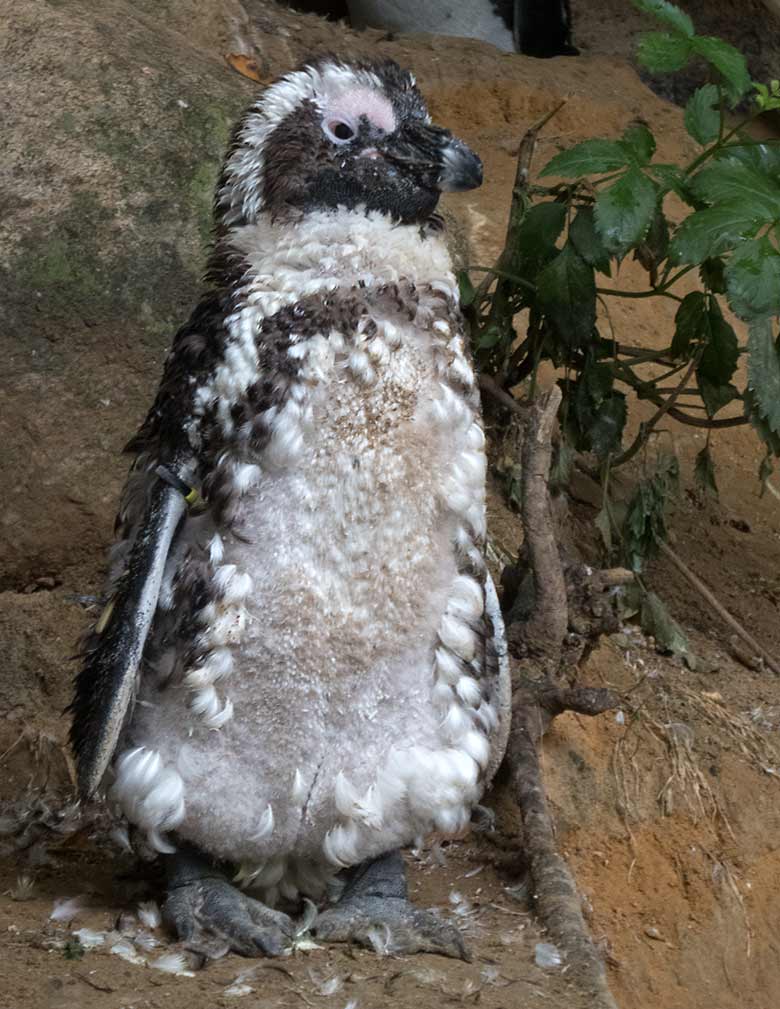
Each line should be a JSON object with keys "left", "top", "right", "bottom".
{"left": 469, "top": 264, "right": 537, "bottom": 292}
{"left": 611, "top": 356, "right": 698, "bottom": 469}
{"left": 597, "top": 286, "right": 682, "bottom": 302}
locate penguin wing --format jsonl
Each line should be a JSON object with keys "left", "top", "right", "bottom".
{"left": 69, "top": 464, "right": 190, "bottom": 798}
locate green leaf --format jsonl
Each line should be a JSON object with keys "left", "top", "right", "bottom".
{"left": 716, "top": 137, "right": 780, "bottom": 176}
{"left": 699, "top": 257, "right": 727, "bottom": 294}
{"left": 650, "top": 163, "right": 695, "bottom": 202}
{"left": 747, "top": 318, "right": 780, "bottom": 437}
{"left": 668, "top": 205, "right": 764, "bottom": 263}
{"left": 754, "top": 79, "right": 780, "bottom": 112}
{"left": 585, "top": 360, "right": 616, "bottom": 403}
{"left": 595, "top": 506, "right": 613, "bottom": 554}
{"left": 636, "top": 31, "right": 691, "bottom": 73}
{"left": 569, "top": 206, "right": 612, "bottom": 275}
{"left": 634, "top": 207, "right": 670, "bottom": 280}
{"left": 63, "top": 940, "right": 86, "bottom": 961}
{"left": 684, "top": 84, "right": 721, "bottom": 145}
{"left": 671, "top": 291, "right": 706, "bottom": 358}
{"left": 697, "top": 375, "right": 739, "bottom": 417}
{"left": 622, "top": 122, "right": 656, "bottom": 166}
{"left": 694, "top": 444, "right": 719, "bottom": 498}
{"left": 458, "top": 270, "right": 476, "bottom": 307}
{"left": 540, "top": 139, "right": 630, "bottom": 178}
{"left": 690, "top": 36, "right": 751, "bottom": 106}
{"left": 515, "top": 201, "right": 567, "bottom": 257}
{"left": 640, "top": 591, "right": 697, "bottom": 669}
{"left": 631, "top": 0, "right": 695, "bottom": 37}
{"left": 744, "top": 387, "right": 780, "bottom": 455}
{"left": 725, "top": 235, "right": 780, "bottom": 320}
{"left": 695, "top": 297, "right": 739, "bottom": 417}
{"left": 590, "top": 392, "right": 628, "bottom": 457}
{"left": 537, "top": 243, "right": 597, "bottom": 348}
{"left": 550, "top": 435, "right": 575, "bottom": 489}
{"left": 698, "top": 297, "right": 739, "bottom": 385}
{"left": 594, "top": 168, "right": 657, "bottom": 255}
{"left": 622, "top": 455, "right": 678, "bottom": 571}
{"left": 690, "top": 159, "right": 780, "bottom": 220}
{"left": 475, "top": 323, "right": 503, "bottom": 350}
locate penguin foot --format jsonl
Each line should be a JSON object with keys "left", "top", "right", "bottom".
{"left": 312, "top": 850, "right": 469, "bottom": 960}
{"left": 163, "top": 846, "right": 293, "bottom": 958}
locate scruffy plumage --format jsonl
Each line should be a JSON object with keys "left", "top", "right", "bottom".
{"left": 70, "top": 57, "right": 509, "bottom": 946}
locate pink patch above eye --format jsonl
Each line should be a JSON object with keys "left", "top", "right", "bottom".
{"left": 325, "top": 87, "right": 396, "bottom": 133}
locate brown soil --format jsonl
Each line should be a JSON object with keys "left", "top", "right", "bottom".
{"left": 2, "top": 3, "right": 780, "bottom": 1009}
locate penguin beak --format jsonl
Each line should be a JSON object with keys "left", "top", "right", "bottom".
{"left": 382, "top": 124, "right": 483, "bottom": 193}
{"left": 437, "top": 137, "right": 483, "bottom": 192}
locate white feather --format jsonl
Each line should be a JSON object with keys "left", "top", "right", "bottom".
{"left": 250, "top": 803, "right": 274, "bottom": 841}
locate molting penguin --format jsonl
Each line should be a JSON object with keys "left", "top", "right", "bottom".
{"left": 70, "top": 57, "right": 510, "bottom": 960}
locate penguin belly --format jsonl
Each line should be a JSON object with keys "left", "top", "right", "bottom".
{"left": 122, "top": 349, "right": 491, "bottom": 900}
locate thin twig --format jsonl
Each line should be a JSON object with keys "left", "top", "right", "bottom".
{"left": 478, "top": 373, "right": 530, "bottom": 415}
{"left": 611, "top": 355, "right": 698, "bottom": 468}
{"left": 657, "top": 540, "right": 780, "bottom": 676}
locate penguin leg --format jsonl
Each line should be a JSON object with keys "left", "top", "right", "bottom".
{"left": 312, "top": 850, "right": 469, "bottom": 960}
{"left": 162, "top": 844, "right": 294, "bottom": 958}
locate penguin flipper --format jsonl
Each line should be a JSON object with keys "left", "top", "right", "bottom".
{"left": 70, "top": 471, "right": 188, "bottom": 798}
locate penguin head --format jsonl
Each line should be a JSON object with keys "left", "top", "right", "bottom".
{"left": 216, "top": 57, "right": 482, "bottom": 229}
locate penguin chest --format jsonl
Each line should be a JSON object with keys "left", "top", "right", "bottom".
{"left": 124, "top": 319, "right": 488, "bottom": 874}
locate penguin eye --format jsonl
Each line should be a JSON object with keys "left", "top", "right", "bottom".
{"left": 324, "top": 120, "right": 356, "bottom": 144}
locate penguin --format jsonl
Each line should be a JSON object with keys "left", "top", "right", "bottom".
{"left": 70, "top": 56, "right": 510, "bottom": 959}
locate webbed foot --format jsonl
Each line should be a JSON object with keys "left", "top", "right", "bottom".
{"left": 163, "top": 845, "right": 293, "bottom": 957}
{"left": 313, "top": 850, "right": 469, "bottom": 960}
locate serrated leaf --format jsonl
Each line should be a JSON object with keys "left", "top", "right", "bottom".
{"left": 699, "top": 257, "right": 726, "bottom": 294}
{"left": 540, "top": 139, "right": 630, "bottom": 178}
{"left": 631, "top": 0, "right": 694, "bottom": 37}
{"left": 634, "top": 207, "right": 669, "bottom": 282}
{"left": 515, "top": 201, "right": 567, "bottom": 262}
{"left": 694, "top": 444, "right": 719, "bottom": 498}
{"left": 475, "top": 323, "right": 503, "bottom": 350}
{"left": 690, "top": 36, "right": 751, "bottom": 106}
{"left": 697, "top": 375, "right": 738, "bottom": 417}
{"left": 590, "top": 392, "right": 627, "bottom": 457}
{"left": 536, "top": 243, "right": 596, "bottom": 348}
{"left": 671, "top": 291, "right": 706, "bottom": 359}
{"left": 621, "top": 122, "right": 656, "bottom": 166}
{"left": 457, "top": 270, "right": 476, "bottom": 307}
{"left": 668, "top": 205, "right": 764, "bottom": 263}
{"left": 622, "top": 456, "right": 678, "bottom": 571}
{"left": 698, "top": 297, "right": 739, "bottom": 387}
{"left": 584, "top": 360, "right": 615, "bottom": 403}
{"left": 748, "top": 318, "right": 780, "bottom": 436}
{"left": 636, "top": 31, "right": 692, "bottom": 73}
{"left": 650, "top": 163, "right": 695, "bottom": 202}
{"left": 569, "top": 206, "right": 612, "bottom": 275}
{"left": 684, "top": 84, "right": 721, "bottom": 145}
{"left": 595, "top": 168, "right": 657, "bottom": 255}
{"left": 640, "top": 591, "right": 697, "bottom": 669}
{"left": 725, "top": 235, "right": 780, "bottom": 320}
{"left": 697, "top": 297, "right": 740, "bottom": 417}
{"left": 690, "top": 159, "right": 780, "bottom": 220}
{"left": 550, "top": 435, "right": 574, "bottom": 489}
{"left": 595, "top": 506, "right": 613, "bottom": 553}
{"left": 744, "top": 387, "right": 780, "bottom": 455}
{"left": 716, "top": 137, "right": 780, "bottom": 176}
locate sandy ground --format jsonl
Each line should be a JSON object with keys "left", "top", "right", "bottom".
{"left": 2, "top": 3, "right": 780, "bottom": 1008}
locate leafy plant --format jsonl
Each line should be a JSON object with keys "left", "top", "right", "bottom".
{"left": 464, "top": 0, "right": 780, "bottom": 572}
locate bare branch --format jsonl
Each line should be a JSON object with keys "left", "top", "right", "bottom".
{"left": 658, "top": 540, "right": 780, "bottom": 676}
